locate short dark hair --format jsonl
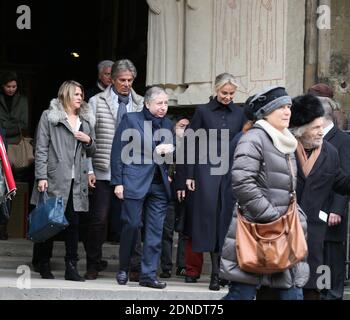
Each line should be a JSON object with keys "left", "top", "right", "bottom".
{"left": 0, "top": 71, "right": 18, "bottom": 86}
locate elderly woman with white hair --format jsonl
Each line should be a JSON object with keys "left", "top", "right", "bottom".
{"left": 289, "top": 94, "right": 350, "bottom": 299}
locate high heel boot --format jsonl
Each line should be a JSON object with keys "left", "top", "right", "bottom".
{"left": 65, "top": 261, "right": 85, "bottom": 282}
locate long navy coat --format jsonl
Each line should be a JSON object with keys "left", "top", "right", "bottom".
{"left": 296, "top": 140, "right": 350, "bottom": 289}
{"left": 184, "top": 97, "right": 246, "bottom": 252}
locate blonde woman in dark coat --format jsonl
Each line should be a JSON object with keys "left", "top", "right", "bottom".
{"left": 31, "top": 80, "right": 96, "bottom": 281}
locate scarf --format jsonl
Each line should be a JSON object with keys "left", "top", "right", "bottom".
{"left": 113, "top": 87, "right": 130, "bottom": 129}
{"left": 255, "top": 120, "right": 298, "bottom": 154}
{"left": 296, "top": 141, "right": 322, "bottom": 177}
{"left": 143, "top": 107, "right": 164, "bottom": 145}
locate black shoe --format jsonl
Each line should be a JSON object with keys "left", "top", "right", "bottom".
{"left": 185, "top": 275, "right": 200, "bottom": 283}
{"left": 219, "top": 279, "right": 229, "bottom": 287}
{"left": 96, "top": 260, "right": 108, "bottom": 272}
{"left": 39, "top": 262, "right": 55, "bottom": 279}
{"left": 84, "top": 270, "right": 99, "bottom": 280}
{"left": 139, "top": 278, "right": 166, "bottom": 289}
{"left": 65, "top": 261, "right": 85, "bottom": 282}
{"left": 176, "top": 267, "right": 186, "bottom": 277}
{"left": 129, "top": 271, "right": 140, "bottom": 282}
{"left": 159, "top": 270, "right": 171, "bottom": 278}
{"left": 209, "top": 273, "right": 220, "bottom": 291}
{"left": 116, "top": 271, "right": 128, "bottom": 285}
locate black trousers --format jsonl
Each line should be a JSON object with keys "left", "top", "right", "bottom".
{"left": 160, "top": 202, "right": 185, "bottom": 272}
{"left": 320, "top": 241, "right": 346, "bottom": 300}
{"left": 32, "top": 184, "right": 80, "bottom": 265}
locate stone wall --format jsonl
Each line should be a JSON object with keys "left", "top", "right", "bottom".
{"left": 331, "top": 0, "right": 350, "bottom": 110}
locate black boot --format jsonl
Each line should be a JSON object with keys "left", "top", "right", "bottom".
{"left": 209, "top": 273, "right": 220, "bottom": 291}
{"left": 39, "top": 262, "right": 55, "bottom": 279}
{"left": 65, "top": 261, "right": 85, "bottom": 282}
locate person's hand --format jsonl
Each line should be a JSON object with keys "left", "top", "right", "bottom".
{"left": 38, "top": 180, "right": 48, "bottom": 192}
{"left": 186, "top": 179, "right": 195, "bottom": 191}
{"left": 177, "top": 190, "right": 186, "bottom": 202}
{"left": 74, "top": 131, "right": 91, "bottom": 144}
{"left": 114, "top": 185, "right": 124, "bottom": 200}
{"left": 146, "top": 0, "right": 161, "bottom": 14}
{"left": 328, "top": 213, "right": 342, "bottom": 226}
{"left": 88, "top": 173, "right": 96, "bottom": 188}
{"left": 155, "top": 144, "right": 175, "bottom": 155}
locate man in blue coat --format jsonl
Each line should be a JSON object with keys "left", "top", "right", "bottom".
{"left": 110, "top": 86, "right": 174, "bottom": 289}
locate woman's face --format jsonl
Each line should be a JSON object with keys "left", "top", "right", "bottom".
{"left": 2, "top": 80, "right": 17, "bottom": 96}
{"left": 216, "top": 83, "right": 236, "bottom": 105}
{"left": 265, "top": 105, "right": 291, "bottom": 131}
{"left": 69, "top": 86, "right": 83, "bottom": 111}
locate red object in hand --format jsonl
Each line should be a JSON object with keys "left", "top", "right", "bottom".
{"left": 0, "top": 135, "right": 17, "bottom": 198}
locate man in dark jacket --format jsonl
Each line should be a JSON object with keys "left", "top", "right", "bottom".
{"left": 290, "top": 94, "right": 350, "bottom": 300}
{"left": 317, "top": 96, "right": 350, "bottom": 300}
{"left": 111, "top": 86, "right": 174, "bottom": 289}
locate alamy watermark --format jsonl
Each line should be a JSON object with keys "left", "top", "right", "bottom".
{"left": 16, "top": 5, "right": 31, "bottom": 30}
{"left": 16, "top": 265, "right": 31, "bottom": 289}
{"left": 119, "top": 123, "right": 230, "bottom": 176}
{"left": 317, "top": 5, "right": 331, "bottom": 30}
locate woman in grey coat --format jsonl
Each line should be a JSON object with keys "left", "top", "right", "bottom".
{"left": 220, "top": 86, "right": 309, "bottom": 300}
{"left": 31, "top": 80, "right": 96, "bottom": 281}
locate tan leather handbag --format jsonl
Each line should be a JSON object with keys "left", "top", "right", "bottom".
{"left": 7, "top": 137, "right": 34, "bottom": 170}
{"left": 236, "top": 199, "right": 308, "bottom": 274}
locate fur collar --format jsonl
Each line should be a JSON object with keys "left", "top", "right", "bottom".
{"left": 47, "top": 98, "right": 95, "bottom": 128}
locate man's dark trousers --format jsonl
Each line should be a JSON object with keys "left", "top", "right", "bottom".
{"left": 119, "top": 183, "right": 168, "bottom": 280}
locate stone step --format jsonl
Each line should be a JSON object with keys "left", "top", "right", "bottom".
{"left": 0, "top": 269, "right": 227, "bottom": 300}
{"left": 0, "top": 239, "right": 213, "bottom": 274}
{"left": 0, "top": 239, "right": 118, "bottom": 259}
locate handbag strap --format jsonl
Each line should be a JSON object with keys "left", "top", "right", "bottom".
{"left": 287, "top": 154, "right": 297, "bottom": 202}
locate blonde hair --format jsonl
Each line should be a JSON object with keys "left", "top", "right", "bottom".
{"left": 57, "top": 80, "right": 84, "bottom": 112}
{"left": 213, "top": 73, "right": 238, "bottom": 96}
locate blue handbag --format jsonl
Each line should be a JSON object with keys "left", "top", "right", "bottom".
{"left": 28, "top": 191, "right": 69, "bottom": 242}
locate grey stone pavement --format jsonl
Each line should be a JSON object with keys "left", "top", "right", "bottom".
{"left": 1, "top": 239, "right": 349, "bottom": 300}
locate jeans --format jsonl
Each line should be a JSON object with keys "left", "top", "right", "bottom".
{"left": 223, "top": 282, "right": 304, "bottom": 300}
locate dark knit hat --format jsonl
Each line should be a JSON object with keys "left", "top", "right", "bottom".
{"left": 308, "top": 83, "right": 334, "bottom": 98}
{"left": 244, "top": 86, "right": 292, "bottom": 121}
{"left": 290, "top": 94, "right": 325, "bottom": 128}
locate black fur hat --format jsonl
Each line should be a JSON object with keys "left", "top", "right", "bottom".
{"left": 290, "top": 94, "right": 325, "bottom": 128}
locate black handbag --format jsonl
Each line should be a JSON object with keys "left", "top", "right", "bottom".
{"left": 28, "top": 191, "right": 69, "bottom": 242}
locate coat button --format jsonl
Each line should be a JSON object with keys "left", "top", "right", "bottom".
{"left": 83, "top": 189, "right": 87, "bottom": 193}
{"left": 83, "top": 170, "right": 87, "bottom": 174}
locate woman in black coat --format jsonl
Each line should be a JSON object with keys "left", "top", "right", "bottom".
{"left": 184, "top": 73, "right": 246, "bottom": 290}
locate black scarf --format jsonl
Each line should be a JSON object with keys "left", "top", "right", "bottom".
{"left": 143, "top": 106, "right": 164, "bottom": 145}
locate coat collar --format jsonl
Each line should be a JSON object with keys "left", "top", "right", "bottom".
{"left": 47, "top": 98, "right": 95, "bottom": 128}
{"left": 324, "top": 125, "right": 338, "bottom": 142}
{"left": 208, "top": 97, "right": 236, "bottom": 112}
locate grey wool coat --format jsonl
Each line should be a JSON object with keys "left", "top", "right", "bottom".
{"left": 220, "top": 124, "right": 310, "bottom": 289}
{"left": 31, "top": 99, "right": 96, "bottom": 212}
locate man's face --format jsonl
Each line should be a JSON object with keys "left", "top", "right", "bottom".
{"left": 111, "top": 70, "right": 134, "bottom": 96}
{"left": 146, "top": 92, "right": 169, "bottom": 118}
{"left": 98, "top": 66, "right": 112, "bottom": 88}
{"left": 300, "top": 117, "right": 324, "bottom": 149}
{"left": 175, "top": 118, "right": 190, "bottom": 138}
